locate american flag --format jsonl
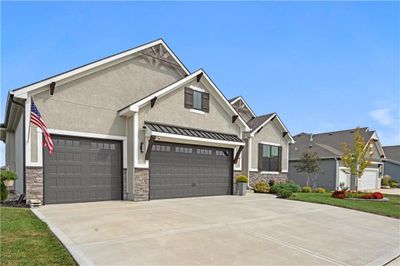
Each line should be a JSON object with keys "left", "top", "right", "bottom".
{"left": 31, "top": 100, "right": 54, "bottom": 154}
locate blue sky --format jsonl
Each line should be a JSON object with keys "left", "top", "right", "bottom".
{"left": 1, "top": 2, "right": 399, "bottom": 165}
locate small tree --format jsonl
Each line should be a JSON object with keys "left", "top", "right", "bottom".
{"left": 295, "top": 152, "right": 320, "bottom": 190}
{"left": 341, "top": 127, "right": 372, "bottom": 191}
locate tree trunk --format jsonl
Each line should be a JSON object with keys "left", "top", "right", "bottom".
{"left": 350, "top": 174, "right": 358, "bottom": 191}
{"left": 312, "top": 174, "right": 317, "bottom": 190}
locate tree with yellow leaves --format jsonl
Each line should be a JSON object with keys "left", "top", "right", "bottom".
{"left": 341, "top": 127, "right": 373, "bottom": 191}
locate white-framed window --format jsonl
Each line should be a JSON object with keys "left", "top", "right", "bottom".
{"left": 193, "top": 91, "right": 202, "bottom": 110}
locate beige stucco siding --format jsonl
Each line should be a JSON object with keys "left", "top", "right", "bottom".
{"left": 137, "top": 81, "right": 242, "bottom": 165}
{"left": 138, "top": 81, "right": 240, "bottom": 134}
{"left": 250, "top": 120, "right": 289, "bottom": 171}
{"left": 29, "top": 55, "right": 183, "bottom": 162}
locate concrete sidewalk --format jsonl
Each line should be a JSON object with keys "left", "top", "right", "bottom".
{"left": 34, "top": 193, "right": 400, "bottom": 266}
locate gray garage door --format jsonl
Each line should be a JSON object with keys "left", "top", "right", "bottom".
{"left": 149, "top": 142, "right": 233, "bottom": 199}
{"left": 44, "top": 135, "right": 122, "bottom": 204}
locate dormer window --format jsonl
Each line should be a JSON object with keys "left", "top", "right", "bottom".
{"left": 184, "top": 87, "right": 209, "bottom": 112}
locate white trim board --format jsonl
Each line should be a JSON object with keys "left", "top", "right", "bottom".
{"left": 30, "top": 128, "right": 128, "bottom": 168}
{"left": 251, "top": 113, "right": 295, "bottom": 143}
{"left": 13, "top": 39, "right": 189, "bottom": 99}
{"left": 260, "top": 141, "right": 281, "bottom": 146}
{"left": 189, "top": 109, "right": 205, "bottom": 115}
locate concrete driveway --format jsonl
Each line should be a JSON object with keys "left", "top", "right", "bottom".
{"left": 33, "top": 193, "right": 400, "bottom": 266}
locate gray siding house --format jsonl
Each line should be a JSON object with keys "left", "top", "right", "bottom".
{"left": 1, "top": 39, "right": 293, "bottom": 204}
{"left": 382, "top": 146, "right": 400, "bottom": 184}
{"left": 288, "top": 128, "right": 386, "bottom": 191}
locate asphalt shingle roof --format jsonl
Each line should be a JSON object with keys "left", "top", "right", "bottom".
{"left": 247, "top": 113, "right": 275, "bottom": 132}
{"left": 383, "top": 146, "right": 400, "bottom": 164}
{"left": 290, "top": 127, "right": 375, "bottom": 160}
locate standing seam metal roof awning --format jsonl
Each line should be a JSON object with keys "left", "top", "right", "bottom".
{"left": 145, "top": 122, "right": 244, "bottom": 143}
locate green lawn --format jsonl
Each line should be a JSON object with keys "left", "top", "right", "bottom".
{"left": 290, "top": 192, "right": 400, "bottom": 219}
{"left": 0, "top": 207, "right": 75, "bottom": 266}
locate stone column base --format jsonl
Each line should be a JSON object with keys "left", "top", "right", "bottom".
{"left": 134, "top": 168, "right": 149, "bottom": 201}
{"left": 26, "top": 167, "right": 43, "bottom": 203}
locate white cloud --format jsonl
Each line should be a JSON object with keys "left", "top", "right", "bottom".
{"left": 369, "top": 108, "right": 394, "bottom": 126}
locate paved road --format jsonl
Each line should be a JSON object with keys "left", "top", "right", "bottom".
{"left": 34, "top": 193, "right": 400, "bottom": 266}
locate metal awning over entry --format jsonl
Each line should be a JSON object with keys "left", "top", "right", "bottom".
{"left": 145, "top": 122, "right": 244, "bottom": 143}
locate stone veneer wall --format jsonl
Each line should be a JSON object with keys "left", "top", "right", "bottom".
{"left": 26, "top": 167, "right": 43, "bottom": 202}
{"left": 134, "top": 168, "right": 149, "bottom": 201}
{"left": 249, "top": 172, "right": 288, "bottom": 187}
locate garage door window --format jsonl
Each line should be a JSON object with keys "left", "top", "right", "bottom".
{"left": 196, "top": 148, "right": 212, "bottom": 155}
{"left": 176, "top": 147, "right": 192, "bottom": 154}
{"left": 216, "top": 150, "right": 229, "bottom": 156}
{"left": 152, "top": 144, "right": 171, "bottom": 152}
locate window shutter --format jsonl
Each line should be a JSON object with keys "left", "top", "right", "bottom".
{"left": 184, "top": 88, "right": 193, "bottom": 109}
{"left": 278, "top": 146, "right": 282, "bottom": 172}
{"left": 258, "top": 143, "right": 264, "bottom": 171}
{"left": 202, "top": 92, "right": 210, "bottom": 112}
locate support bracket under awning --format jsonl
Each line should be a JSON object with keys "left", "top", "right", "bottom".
{"left": 233, "top": 145, "right": 244, "bottom": 164}
{"left": 145, "top": 136, "right": 156, "bottom": 161}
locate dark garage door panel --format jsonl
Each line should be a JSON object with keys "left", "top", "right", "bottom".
{"left": 149, "top": 142, "right": 233, "bottom": 199}
{"left": 44, "top": 135, "right": 122, "bottom": 204}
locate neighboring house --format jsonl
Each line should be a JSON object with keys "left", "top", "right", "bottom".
{"left": 1, "top": 39, "right": 255, "bottom": 204}
{"left": 382, "top": 146, "right": 400, "bottom": 184}
{"left": 288, "top": 128, "right": 385, "bottom": 191}
{"left": 230, "top": 96, "right": 294, "bottom": 186}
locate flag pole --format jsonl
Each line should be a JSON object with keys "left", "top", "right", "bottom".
{"left": 27, "top": 97, "right": 32, "bottom": 143}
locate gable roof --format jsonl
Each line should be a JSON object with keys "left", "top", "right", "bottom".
{"left": 247, "top": 112, "right": 294, "bottom": 143}
{"left": 383, "top": 146, "right": 400, "bottom": 164}
{"left": 229, "top": 96, "right": 257, "bottom": 118}
{"left": 247, "top": 113, "right": 275, "bottom": 132}
{"left": 118, "top": 69, "right": 251, "bottom": 131}
{"left": 290, "top": 127, "right": 383, "bottom": 160}
{"left": 11, "top": 39, "right": 190, "bottom": 99}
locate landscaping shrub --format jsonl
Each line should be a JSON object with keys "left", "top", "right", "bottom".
{"left": 1, "top": 182, "right": 8, "bottom": 202}
{"left": 253, "top": 180, "right": 270, "bottom": 193}
{"left": 236, "top": 175, "right": 248, "bottom": 183}
{"left": 372, "top": 192, "right": 384, "bottom": 199}
{"left": 381, "top": 175, "right": 391, "bottom": 186}
{"left": 271, "top": 183, "right": 300, "bottom": 194}
{"left": 276, "top": 189, "right": 293, "bottom": 199}
{"left": 315, "top": 187, "right": 326, "bottom": 193}
{"left": 302, "top": 186, "right": 312, "bottom": 193}
{"left": 389, "top": 179, "right": 398, "bottom": 188}
{"left": 1, "top": 170, "right": 18, "bottom": 181}
{"left": 332, "top": 190, "right": 346, "bottom": 199}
